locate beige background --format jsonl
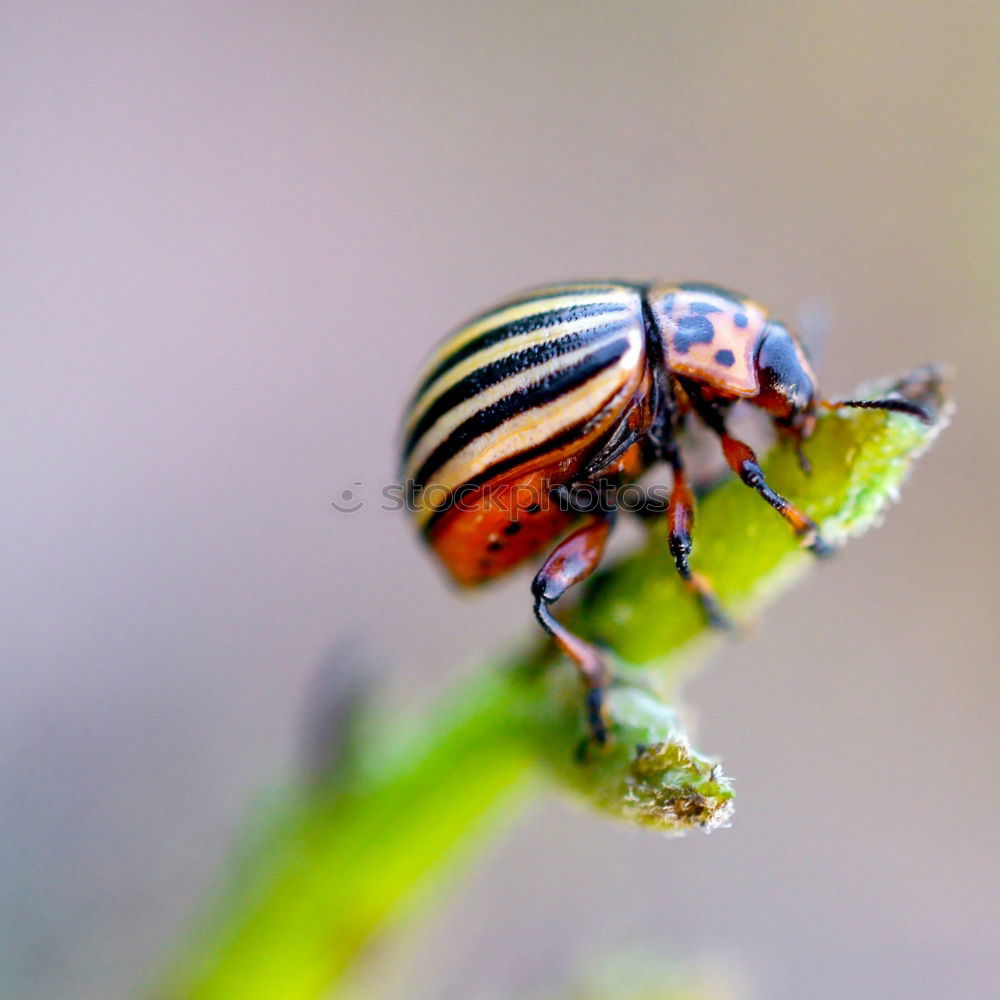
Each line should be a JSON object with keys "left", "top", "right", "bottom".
{"left": 2, "top": 3, "right": 998, "bottom": 998}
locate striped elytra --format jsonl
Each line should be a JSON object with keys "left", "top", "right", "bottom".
{"left": 398, "top": 279, "right": 807, "bottom": 586}
{"left": 401, "top": 284, "right": 649, "bottom": 581}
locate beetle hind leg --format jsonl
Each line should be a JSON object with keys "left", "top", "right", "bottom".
{"left": 532, "top": 512, "right": 615, "bottom": 744}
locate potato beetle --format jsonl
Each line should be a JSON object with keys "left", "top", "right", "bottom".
{"left": 400, "top": 281, "right": 929, "bottom": 743}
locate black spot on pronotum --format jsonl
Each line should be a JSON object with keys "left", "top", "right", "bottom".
{"left": 487, "top": 539, "right": 503, "bottom": 552}
{"left": 503, "top": 521, "right": 522, "bottom": 536}
{"left": 673, "top": 314, "right": 715, "bottom": 353}
{"left": 714, "top": 348, "right": 736, "bottom": 367}
{"left": 688, "top": 300, "right": 721, "bottom": 315}
{"left": 733, "top": 313, "right": 748, "bottom": 328}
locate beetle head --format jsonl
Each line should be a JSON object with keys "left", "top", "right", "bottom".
{"left": 753, "top": 321, "right": 819, "bottom": 444}
{"left": 751, "top": 320, "right": 933, "bottom": 473}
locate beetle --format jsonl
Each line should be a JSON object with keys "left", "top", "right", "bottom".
{"left": 400, "top": 281, "right": 929, "bottom": 743}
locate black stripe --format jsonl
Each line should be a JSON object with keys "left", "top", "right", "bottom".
{"left": 408, "top": 297, "right": 633, "bottom": 409}
{"left": 403, "top": 316, "right": 633, "bottom": 459}
{"left": 420, "top": 411, "right": 613, "bottom": 534}
{"left": 411, "top": 336, "right": 633, "bottom": 490}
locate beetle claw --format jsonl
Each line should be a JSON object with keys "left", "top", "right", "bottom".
{"left": 795, "top": 442, "right": 812, "bottom": 476}
{"left": 808, "top": 533, "right": 834, "bottom": 558}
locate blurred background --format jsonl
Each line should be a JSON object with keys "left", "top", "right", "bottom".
{"left": 2, "top": 3, "right": 997, "bottom": 998}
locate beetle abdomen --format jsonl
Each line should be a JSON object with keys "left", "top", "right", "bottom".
{"left": 402, "top": 283, "right": 647, "bottom": 532}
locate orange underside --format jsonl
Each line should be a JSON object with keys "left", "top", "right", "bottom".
{"left": 428, "top": 436, "right": 647, "bottom": 587}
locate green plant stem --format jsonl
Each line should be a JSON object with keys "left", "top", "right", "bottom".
{"left": 149, "top": 367, "right": 950, "bottom": 1000}
{"left": 152, "top": 674, "right": 531, "bottom": 999}
{"left": 152, "top": 667, "right": 728, "bottom": 999}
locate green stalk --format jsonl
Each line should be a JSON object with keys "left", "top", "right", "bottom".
{"left": 149, "top": 367, "right": 950, "bottom": 1000}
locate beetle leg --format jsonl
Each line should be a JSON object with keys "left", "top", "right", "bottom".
{"left": 532, "top": 512, "right": 616, "bottom": 744}
{"left": 679, "top": 380, "right": 831, "bottom": 555}
{"left": 716, "top": 431, "right": 831, "bottom": 556}
{"left": 632, "top": 469, "right": 729, "bottom": 517}
{"left": 664, "top": 450, "right": 733, "bottom": 629}
{"left": 579, "top": 422, "right": 640, "bottom": 481}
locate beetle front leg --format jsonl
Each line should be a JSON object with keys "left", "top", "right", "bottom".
{"left": 680, "top": 381, "right": 830, "bottom": 555}
{"left": 717, "top": 432, "right": 831, "bottom": 556}
{"left": 532, "top": 512, "right": 616, "bottom": 744}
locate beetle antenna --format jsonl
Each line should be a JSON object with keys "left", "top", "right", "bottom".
{"left": 822, "top": 397, "right": 933, "bottom": 424}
